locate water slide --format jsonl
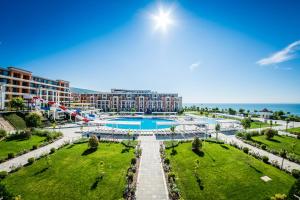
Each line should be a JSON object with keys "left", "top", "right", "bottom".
{"left": 32, "top": 97, "right": 89, "bottom": 123}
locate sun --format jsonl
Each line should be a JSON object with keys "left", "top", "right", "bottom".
{"left": 151, "top": 7, "right": 174, "bottom": 32}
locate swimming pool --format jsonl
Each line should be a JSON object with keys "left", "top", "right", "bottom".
{"left": 105, "top": 117, "right": 175, "bottom": 130}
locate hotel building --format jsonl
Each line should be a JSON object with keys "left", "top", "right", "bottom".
{"left": 71, "top": 89, "right": 182, "bottom": 113}
{"left": 0, "top": 67, "right": 71, "bottom": 109}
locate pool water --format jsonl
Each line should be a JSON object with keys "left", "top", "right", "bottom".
{"left": 105, "top": 117, "right": 174, "bottom": 130}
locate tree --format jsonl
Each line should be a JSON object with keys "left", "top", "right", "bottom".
{"left": 239, "top": 108, "right": 245, "bottom": 114}
{"left": 192, "top": 137, "right": 202, "bottom": 152}
{"left": 228, "top": 108, "right": 236, "bottom": 115}
{"left": 127, "top": 130, "right": 132, "bottom": 146}
{"left": 25, "top": 112, "right": 42, "bottom": 128}
{"left": 241, "top": 118, "right": 251, "bottom": 130}
{"left": 264, "top": 129, "right": 277, "bottom": 140}
{"left": 215, "top": 123, "right": 221, "bottom": 141}
{"left": 98, "top": 161, "right": 105, "bottom": 180}
{"left": 286, "top": 118, "right": 290, "bottom": 131}
{"left": 270, "top": 120, "right": 273, "bottom": 128}
{"left": 88, "top": 135, "right": 99, "bottom": 149}
{"left": 10, "top": 97, "right": 25, "bottom": 111}
{"left": 280, "top": 149, "right": 287, "bottom": 170}
{"left": 52, "top": 121, "right": 57, "bottom": 131}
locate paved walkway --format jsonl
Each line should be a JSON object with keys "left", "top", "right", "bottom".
{"left": 0, "top": 127, "right": 81, "bottom": 172}
{"left": 136, "top": 135, "right": 169, "bottom": 200}
{"left": 218, "top": 133, "right": 300, "bottom": 172}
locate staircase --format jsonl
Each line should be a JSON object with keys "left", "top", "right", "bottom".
{"left": 0, "top": 115, "right": 15, "bottom": 132}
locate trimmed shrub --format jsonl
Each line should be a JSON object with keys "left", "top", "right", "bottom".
{"left": 264, "top": 129, "right": 278, "bottom": 140}
{"left": 7, "top": 152, "right": 15, "bottom": 159}
{"left": 192, "top": 137, "right": 202, "bottom": 152}
{"left": 261, "top": 144, "right": 267, "bottom": 150}
{"left": 25, "top": 112, "right": 42, "bottom": 128}
{"left": 262, "top": 156, "right": 269, "bottom": 163}
{"left": 0, "top": 183, "right": 14, "bottom": 199}
{"left": 27, "top": 157, "right": 35, "bottom": 165}
{"left": 131, "top": 158, "right": 137, "bottom": 165}
{"left": 245, "top": 133, "right": 252, "bottom": 140}
{"left": 288, "top": 178, "right": 300, "bottom": 199}
{"left": 243, "top": 147, "right": 249, "bottom": 154}
{"left": 168, "top": 172, "right": 176, "bottom": 181}
{"left": 20, "top": 130, "right": 32, "bottom": 139}
{"left": 292, "top": 169, "right": 300, "bottom": 179}
{"left": 127, "top": 171, "right": 134, "bottom": 183}
{"left": 164, "top": 157, "right": 170, "bottom": 165}
{"left": 0, "top": 129, "right": 7, "bottom": 139}
{"left": 50, "top": 147, "right": 56, "bottom": 154}
{"left": 88, "top": 135, "right": 99, "bottom": 149}
{"left": 45, "top": 131, "right": 62, "bottom": 141}
{"left": 32, "top": 144, "right": 38, "bottom": 150}
{"left": 236, "top": 131, "right": 244, "bottom": 138}
{"left": 0, "top": 171, "right": 8, "bottom": 179}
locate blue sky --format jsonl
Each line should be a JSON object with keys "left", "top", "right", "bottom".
{"left": 0, "top": 0, "right": 300, "bottom": 103}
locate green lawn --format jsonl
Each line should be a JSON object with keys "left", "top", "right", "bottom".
{"left": 252, "top": 135, "right": 300, "bottom": 155}
{"left": 0, "top": 135, "right": 46, "bottom": 160}
{"left": 3, "top": 113, "right": 27, "bottom": 130}
{"left": 166, "top": 142, "right": 295, "bottom": 200}
{"left": 250, "top": 121, "right": 276, "bottom": 129}
{"left": 2, "top": 142, "right": 134, "bottom": 200}
{"left": 287, "top": 127, "right": 300, "bottom": 135}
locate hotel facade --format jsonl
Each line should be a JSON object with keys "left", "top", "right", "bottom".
{"left": 0, "top": 67, "right": 71, "bottom": 109}
{"left": 71, "top": 89, "right": 182, "bottom": 113}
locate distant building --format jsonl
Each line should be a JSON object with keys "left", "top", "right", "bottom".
{"left": 259, "top": 108, "right": 273, "bottom": 119}
{"left": 0, "top": 67, "right": 71, "bottom": 109}
{"left": 71, "top": 88, "right": 182, "bottom": 113}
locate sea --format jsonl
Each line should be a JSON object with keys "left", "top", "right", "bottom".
{"left": 183, "top": 103, "right": 300, "bottom": 116}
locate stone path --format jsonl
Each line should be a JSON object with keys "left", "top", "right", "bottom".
{"left": 136, "top": 135, "right": 169, "bottom": 200}
{"left": 0, "top": 127, "right": 81, "bottom": 172}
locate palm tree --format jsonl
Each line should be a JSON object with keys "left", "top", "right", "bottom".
{"left": 52, "top": 121, "right": 57, "bottom": 131}
{"left": 280, "top": 149, "right": 287, "bottom": 170}
{"left": 170, "top": 126, "right": 176, "bottom": 148}
{"left": 215, "top": 123, "right": 221, "bottom": 141}
{"left": 286, "top": 118, "right": 290, "bottom": 131}
{"left": 270, "top": 120, "right": 273, "bottom": 129}
{"left": 127, "top": 130, "right": 132, "bottom": 146}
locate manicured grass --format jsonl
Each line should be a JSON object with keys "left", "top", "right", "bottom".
{"left": 0, "top": 135, "right": 46, "bottom": 160}
{"left": 249, "top": 121, "right": 280, "bottom": 129}
{"left": 287, "top": 127, "right": 300, "bottom": 135}
{"left": 3, "top": 113, "right": 27, "bottom": 130}
{"left": 166, "top": 142, "right": 295, "bottom": 200}
{"left": 252, "top": 135, "right": 300, "bottom": 155}
{"left": 2, "top": 142, "right": 134, "bottom": 200}
{"left": 250, "top": 121, "right": 270, "bottom": 129}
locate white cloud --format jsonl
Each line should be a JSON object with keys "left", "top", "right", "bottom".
{"left": 257, "top": 40, "right": 300, "bottom": 66}
{"left": 189, "top": 62, "right": 201, "bottom": 71}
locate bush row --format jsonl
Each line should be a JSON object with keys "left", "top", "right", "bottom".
{"left": 229, "top": 141, "right": 300, "bottom": 178}
{"left": 160, "top": 143, "right": 181, "bottom": 200}
{"left": 123, "top": 143, "right": 141, "bottom": 200}
{"left": 236, "top": 130, "right": 300, "bottom": 165}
